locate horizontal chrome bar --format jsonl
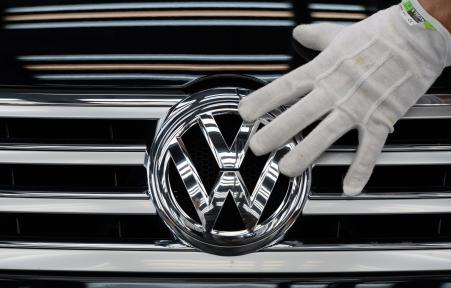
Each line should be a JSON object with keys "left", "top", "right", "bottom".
{"left": 0, "top": 144, "right": 146, "bottom": 151}
{"left": 3, "top": 145, "right": 447, "bottom": 166}
{"left": 315, "top": 150, "right": 451, "bottom": 166}
{"left": 0, "top": 90, "right": 184, "bottom": 106}
{"left": 304, "top": 198, "right": 451, "bottom": 215}
{"left": 6, "top": 20, "right": 296, "bottom": 30}
{"left": 0, "top": 90, "right": 183, "bottom": 119}
{"left": 405, "top": 95, "right": 451, "bottom": 118}
{"left": 5, "top": 196, "right": 451, "bottom": 215}
{"left": 18, "top": 54, "right": 292, "bottom": 62}
{"left": 0, "top": 247, "right": 449, "bottom": 272}
{"left": 0, "top": 191, "right": 148, "bottom": 199}
{"left": 0, "top": 148, "right": 145, "bottom": 165}
{"left": 4, "top": 240, "right": 451, "bottom": 252}
{"left": 7, "top": 2, "right": 293, "bottom": 14}
{"left": 0, "top": 198, "right": 154, "bottom": 214}
{"left": 405, "top": 106, "right": 451, "bottom": 119}
{"left": 0, "top": 105, "right": 171, "bottom": 119}
{"left": 308, "top": 3, "right": 367, "bottom": 12}
{"left": 0, "top": 94, "right": 445, "bottom": 119}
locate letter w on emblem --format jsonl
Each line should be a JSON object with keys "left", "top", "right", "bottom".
{"left": 168, "top": 113, "right": 286, "bottom": 232}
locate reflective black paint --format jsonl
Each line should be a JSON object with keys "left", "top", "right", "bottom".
{"left": 4, "top": 0, "right": 447, "bottom": 91}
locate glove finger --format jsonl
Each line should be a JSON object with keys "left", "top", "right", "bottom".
{"left": 239, "top": 45, "right": 336, "bottom": 123}
{"left": 239, "top": 75, "right": 313, "bottom": 123}
{"left": 343, "top": 125, "right": 389, "bottom": 196}
{"left": 293, "top": 23, "right": 346, "bottom": 51}
{"left": 278, "top": 111, "right": 354, "bottom": 177}
{"left": 249, "top": 88, "right": 334, "bottom": 156}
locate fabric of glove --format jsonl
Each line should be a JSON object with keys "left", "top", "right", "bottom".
{"left": 239, "top": 0, "right": 451, "bottom": 196}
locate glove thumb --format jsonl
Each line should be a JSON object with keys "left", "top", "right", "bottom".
{"left": 293, "top": 23, "right": 346, "bottom": 51}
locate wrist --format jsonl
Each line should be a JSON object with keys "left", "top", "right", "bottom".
{"left": 419, "top": 0, "right": 451, "bottom": 33}
{"left": 400, "top": 0, "right": 451, "bottom": 66}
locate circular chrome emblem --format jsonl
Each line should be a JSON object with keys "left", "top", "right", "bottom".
{"left": 147, "top": 88, "right": 309, "bottom": 256}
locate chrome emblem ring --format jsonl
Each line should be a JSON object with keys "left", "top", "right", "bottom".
{"left": 147, "top": 88, "right": 309, "bottom": 256}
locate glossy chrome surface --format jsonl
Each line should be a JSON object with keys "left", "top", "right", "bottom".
{"left": 0, "top": 148, "right": 144, "bottom": 165}
{"left": 5, "top": 2, "right": 293, "bottom": 13}
{"left": 0, "top": 105, "right": 168, "bottom": 119}
{"left": 148, "top": 88, "right": 309, "bottom": 255}
{"left": 315, "top": 150, "right": 451, "bottom": 166}
{"left": 0, "top": 198, "right": 155, "bottom": 214}
{"left": 0, "top": 90, "right": 447, "bottom": 108}
{"left": 6, "top": 240, "right": 451, "bottom": 252}
{"left": 6, "top": 194, "right": 451, "bottom": 215}
{"left": 0, "top": 248, "right": 450, "bottom": 272}
{"left": 304, "top": 198, "right": 451, "bottom": 215}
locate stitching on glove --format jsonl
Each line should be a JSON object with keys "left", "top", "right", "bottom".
{"left": 331, "top": 51, "right": 393, "bottom": 124}
{"left": 314, "top": 37, "right": 379, "bottom": 83}
{"left": 362, "top": 72, "right": 413, "bottom": 129}
{"left": 334, "top": 51, "right": 393, "bottom": 109}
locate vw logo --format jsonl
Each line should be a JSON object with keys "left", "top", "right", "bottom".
{"left": 147, "top": 88, "right": 309, "bottom": 256}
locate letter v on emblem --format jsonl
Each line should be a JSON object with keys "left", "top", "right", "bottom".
{"left": 197, "top": 113, "right": 258, "bottom": 169}
{"left": 168, "top": 113, "right": 288, "bottom": 232}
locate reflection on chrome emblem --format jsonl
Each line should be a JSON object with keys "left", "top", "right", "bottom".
{"left": 147, "top": 88, "right": 309, "bottom": 256}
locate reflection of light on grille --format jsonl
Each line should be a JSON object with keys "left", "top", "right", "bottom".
{"left": 6, "top": 19, "right": 295, "bottom": 29}
{"left": 310, "top": 12, "right": 367, "bottom": 20}
{"left": 34, "top": 73, "right": 282, "bottom": 81}
{"left": 25, "top": 64, "right": 289, "bottom": 72}
{"left": 308, "top": 3, "right": 366, "bottom": 12}
{"left": 35, "top": 74, "right": 201, "bottom": 81}
{"left": 19, "top": 54, "right": 288, "bottom": 83}
{"left": 6, "top": 2, "right": 293, "bottom": 13}
{"left": 18, "top": 54, "right": 292, "bottom": 62}
{"left": 5, "top": 10, "right": 294, "bottom": 21}
{"left": 308, "top": 2, "right": 369, "bottom": 22}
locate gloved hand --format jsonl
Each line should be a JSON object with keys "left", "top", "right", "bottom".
{"left": 239, "top": 0, "right": 451, "bottom": 196}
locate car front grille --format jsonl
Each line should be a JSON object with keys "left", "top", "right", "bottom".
{"left": 0, "top": 87, "right": 449, "bottom": 273}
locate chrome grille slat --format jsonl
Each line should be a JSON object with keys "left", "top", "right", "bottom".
{"left": 304, "top": 198, "right": 451, "bottom": 215}
{"left": 0, "top": 149, "right": 144, "bottom": 165}
{"left": 315, "top": 150, "right": 451, "bottom": 166}
{"left": 0, "top": 191, "right": 147, "bottom": 199}
{"left": 5, "top": 195, "right": 451, "bottom": 215}
{"left": 0, "top": 105, "right": 170, "bottom": 119}
{"left": 404, "top": 106, "right": 451, "bottom": 119}
{"left": 0, "top": 248, "right": 448, "bottom": 272}
{"left": 0, "top": 144, "right": 145, "bottom": 164}
{"left": 0, "top": 147, "right": 445, "bottom": 166}
{"left": 0, "top": 198, "right": 154, "bottom": 214}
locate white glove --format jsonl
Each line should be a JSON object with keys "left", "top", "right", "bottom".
{"left": 239, "top": 0, "right": 451, "bottom": 196}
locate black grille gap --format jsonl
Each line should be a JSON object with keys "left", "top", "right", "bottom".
{"left": 0, "top": 214, "right": 171, "bottom": 243}
{"left": 0, "top": 165, "right": 146, "bottom": 193}
{"left": 0, "top": 119, "right": 157, "bottom": 145}
{"left": 303, "top": 119, "right": 451, "bottom": 146}
{"left": 311, "top": 165, "right": 451, "bottom": 195}
{"left": 287, "top": 214, "right": 448, "bottom": 244}
{"left": 2, "top": 213, "right": 451, "bottom": 245}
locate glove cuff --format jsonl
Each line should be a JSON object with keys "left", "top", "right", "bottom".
{"left": 400, "top": 0, "right": 451, "bottom": 66}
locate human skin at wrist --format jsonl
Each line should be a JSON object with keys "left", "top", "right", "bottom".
{"left": 419, "top": 0, "right": 451, "bottom": 33}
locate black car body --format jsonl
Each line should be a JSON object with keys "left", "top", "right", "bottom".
{"left": 0, "top": 0, "right": 451, "bottom": 287}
